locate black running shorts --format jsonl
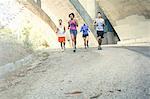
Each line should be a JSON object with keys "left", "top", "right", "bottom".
{"left": 97, "top": 31, "right": 104, "bottom": 38}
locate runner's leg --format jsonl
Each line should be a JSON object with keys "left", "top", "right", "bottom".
{"left": 83, "top": 37, "right": 86, "bottom": 49}
{"left": 71, "top": 33, "right": 74, "bottom": 48}
{"left": 98, "top": 36, "right": 102, "bottom": 50}
{"left": 71, "top": 33, "right": 76, "bottom": 52}
{"left": 74, "top": 36, "right": 77, "bottom": 49}
{"left": 74, "top": 35, "right": 77, "bottom": 52}
{"left": 61, "top": 42, "right": 63, "bottom": 49}
{"left": 87, "top": 36, "right": 89, "bottom": 48}
{"left": 63, "top": 42, "right": 65, "bottom": 50}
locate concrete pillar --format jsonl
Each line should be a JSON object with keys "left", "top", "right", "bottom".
{"left": 79, "top": 0, "right": 96, "bottom": 19}
{"left": 37, "top": 0, "right": 41, "bottom": 7}
{"left": 33, "top": 0, "right": 41, "bottom": 7}
{"left": 19, "top": 0, "right": 57, "bottom": 31}
{"left": 86, "top": 0, "right": 96, "bottom": 19}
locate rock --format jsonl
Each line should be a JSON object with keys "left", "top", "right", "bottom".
{"left": 16, "top": 73, "right": 25, "bottom": 77}
{"left": 116, "top": 89, "right": 121, "bottom": 92}
{"left": 65, "top": 91, "right": 83, "bottom": 95}
{"left": 90, "top": 93, "right": 102, "bottom": 99}
{"left": 0, "top": 86, "right": 7, "bottom": 92}
{"left": 108, "top": 90, "right": 114, "bottom": 93}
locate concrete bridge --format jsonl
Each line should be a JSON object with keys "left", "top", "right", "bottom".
{"left": 17, "top": 0, "right": 150, "bottom": 45}
{"left": 0, "top": 1, "right": 150, "bottom": 99}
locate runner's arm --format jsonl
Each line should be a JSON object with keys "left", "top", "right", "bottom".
{"left": 80, "top": 26, "right": 83, "bottom": 32}
{"left": 64, "top": 26, "right": 66, "bottom": 33}
{"left": 103, "top": 19, "right": 105, "bottom": 27}
{"left": 68, "top": 21, "right": 70, "bottom": 29}
{"left": 75, "top": 19, "right": 78, "bottom": 27}
{"left": 93, "top": 19, "right": 97, "bottom": 26}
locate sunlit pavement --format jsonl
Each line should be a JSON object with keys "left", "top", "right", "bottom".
{"left": 0, "top": 46, "right": 150, "bottom": 99}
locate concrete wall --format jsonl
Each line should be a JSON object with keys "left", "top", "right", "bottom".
{"left": 97, "top": 0, "right": 150, "bottom": 44}
{"left": 0, "top": 0, "right": 56, "bottom": 66}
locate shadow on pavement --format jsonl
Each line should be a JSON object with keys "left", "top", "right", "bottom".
{"left": 122, "top": 46, "right": 150, "bottom": 58}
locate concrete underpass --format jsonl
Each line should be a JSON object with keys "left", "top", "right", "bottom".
{"left": 0, "top": 0, "right": 150, "bottom": 99}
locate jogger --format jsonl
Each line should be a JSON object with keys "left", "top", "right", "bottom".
{"left": 56, "top": 19, "right": 66, "bottom": 51}
{"left": 68, "top": 13, "right": 78, "bottom": 52}
{"left": 94, "top": 12, "right": 105, "bottom": 50}
{"left": 80, "top": 24, "right": 90, "bottom": 49}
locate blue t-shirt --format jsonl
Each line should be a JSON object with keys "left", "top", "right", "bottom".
{"left": 80, "top": 24, "right": 90, "bottom": 35}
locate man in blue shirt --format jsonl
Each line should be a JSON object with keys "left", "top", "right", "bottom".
{"left": 80, "top": 24, "right": 90, "bottom": 49}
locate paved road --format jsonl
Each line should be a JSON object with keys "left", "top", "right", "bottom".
{"left": 0, "top": 46, "right": 150, "bottom": 99}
